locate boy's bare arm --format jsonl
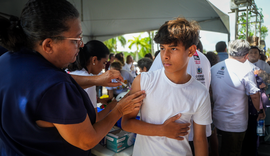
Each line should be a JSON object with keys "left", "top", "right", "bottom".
{"left": 193, "top": 121, "right": 208, "bottom": 156}
{"left": 122, "top": 75, "right": 190, "bottom": 140}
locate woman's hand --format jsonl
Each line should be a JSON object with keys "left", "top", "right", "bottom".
{"left": 70, "top": 69, "right": 124, "bottom": 89}
{"left": 96, "top": 69, "right": 124, "bottom": 87}
{"left": 114, "top": 90, "right": 145, "bottom": 116}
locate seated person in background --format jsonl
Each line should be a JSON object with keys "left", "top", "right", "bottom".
{"left": 115, "top": 53, "right": 125, "bottom": 65}
{"left": 106, "top": 61, "right": 134, "bottom": 98}
{"left": 122, "top": 17, "right": 211, "bottom": 156}
{"left": 123, "top": 55, "right": 136, "bottom": 77}
{"left": 67, "top": 40, "right": 116, "bottom": 122}
{"left": 137, "top": 57, "right": 153, "bottom": 73}
{"left": 105, "top": 53, "right": 115, "bottom": 71}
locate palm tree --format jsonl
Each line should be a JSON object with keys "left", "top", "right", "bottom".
{"left": 128, "top": 34, "right": 151, "bottom": 61}
{"left": 104, "top": 36, "right": 126, "bottom": 53}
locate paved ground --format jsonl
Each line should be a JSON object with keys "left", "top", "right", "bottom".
{"left": 258, "top": 141, "right": 270, "bottom": 156}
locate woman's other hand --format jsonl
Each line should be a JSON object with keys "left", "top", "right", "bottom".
{"left": 115, "top": 90, "right": 145, "bottom": 116}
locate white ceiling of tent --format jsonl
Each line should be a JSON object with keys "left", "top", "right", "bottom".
{"left": 0, "top": 0, "right": 230, "bottom": 42}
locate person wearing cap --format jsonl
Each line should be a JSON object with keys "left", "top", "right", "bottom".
{"left": 248, "top": 46, "right": 270, "bottom": 73}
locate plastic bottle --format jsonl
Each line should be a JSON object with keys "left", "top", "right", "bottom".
{"left": 257, "top": 119, "right": 265, "bottom": 136}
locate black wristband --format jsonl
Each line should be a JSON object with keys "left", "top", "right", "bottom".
{"left": 258, "top": 109, "right": 263, "bottom": 114}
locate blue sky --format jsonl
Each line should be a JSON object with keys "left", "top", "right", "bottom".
{"left": 118, "top": 0, "right": 270, "bottom": 52}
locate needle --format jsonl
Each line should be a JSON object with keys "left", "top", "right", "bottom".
{"left": 116, "top": 80, "right": 127, "bottom": 87}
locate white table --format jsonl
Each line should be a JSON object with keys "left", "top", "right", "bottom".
{"left": 92, "top": 144, "right": 133, "bottom": 156}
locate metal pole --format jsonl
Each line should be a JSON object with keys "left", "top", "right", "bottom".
{"left": 235, "top": 9, "right": 238, "bottom": 39}
{"left": 255, "top": 12, "right": 257, "bottom": 37}
{"left": 246, "top": 5, "right": 249, "bottom": 40}
{"left": 259, "top": 15, "right": 261, "bottom": 43}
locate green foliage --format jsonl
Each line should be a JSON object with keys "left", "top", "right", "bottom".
{"left": 104, "top": 38, "right": 117, "bottom": 53}
{"left": 103, "top": 36, "right": 126, "bottom": 53}
{"left": 261, "top": 26, "right": 268, "bottom": 40}
{"left": 237, "top": 9, "right": 268, "bottom": 40}
{"left": 128, "top": 34, "right": 151, "bottom": 61}
{"left": 266, "top": 48, "right": 270, "bottom": 58}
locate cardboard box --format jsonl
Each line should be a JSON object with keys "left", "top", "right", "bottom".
{"left": 99, "top": 126, "right": 120, "bottom": 146}
{"left": 106, "top": 129, "right": 136, "bottom": 153}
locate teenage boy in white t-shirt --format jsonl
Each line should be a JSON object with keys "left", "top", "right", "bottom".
{"left": 122, "top": 18, "right": 212, "bottom": 156}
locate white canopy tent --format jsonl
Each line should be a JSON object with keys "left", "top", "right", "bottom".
{"left": 0, "top": 0, "right": 230, "bottom": 42}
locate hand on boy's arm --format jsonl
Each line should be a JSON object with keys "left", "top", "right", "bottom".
{"left": 121, "top": 75, "right": 190, "bottom": 140}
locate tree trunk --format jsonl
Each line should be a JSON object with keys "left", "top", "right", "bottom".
{"left": 135, "top": 51, "right": 139, "bottom": 62}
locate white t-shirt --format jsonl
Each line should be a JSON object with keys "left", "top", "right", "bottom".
{"left": 253, "top": 59, "right": 270, "bottom": 73}
{"left": 211, "top": 59, "right": 260, "bottom": 132}
{"left": 106, "top": 69, "right": 134, "bottom": 95}
{"left": 149, "top": 50, "right": 212, "bottom": 140}
{"left": 123, "top": 63, "right": 136, "bottom": 77}
{"left": 68, "top": 69, "right": 97, "bottom": 108}
{"left": 133, "top": 68, "right": 212, "bottom": 156}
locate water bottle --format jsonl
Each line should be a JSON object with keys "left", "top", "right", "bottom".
{"left": 257, "top": 119, "right": 265, "bottom": 136}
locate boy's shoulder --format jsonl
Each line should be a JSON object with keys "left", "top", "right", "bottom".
{"left": 141, "top": 68, "right": 163, "bottom": 78}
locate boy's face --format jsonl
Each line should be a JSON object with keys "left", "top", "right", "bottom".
{"left": 160, "top": 42, "right": 195, "bottom": 74}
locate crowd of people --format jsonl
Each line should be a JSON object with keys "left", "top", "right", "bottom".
{"left": 0, "top": 0, "right": 269, "bottom": 156}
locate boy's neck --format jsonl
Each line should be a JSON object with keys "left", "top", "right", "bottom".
{"left": 164, "top": 68, "right": 191, "bottom": 84}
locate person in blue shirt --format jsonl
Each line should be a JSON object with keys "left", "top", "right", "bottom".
{"left": 0, "top": 0, "right": 145, "bottom": 155}
{"left": 215, "top": 41, "right": 228, "bottom": 62}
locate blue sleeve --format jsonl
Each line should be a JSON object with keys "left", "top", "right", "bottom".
{"left": 36, "top": 82, "right": 87, "bottom": 124}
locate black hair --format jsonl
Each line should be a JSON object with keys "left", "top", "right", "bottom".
{"left": 154, "top": 50, "right": 160, "bottom": 58}
{"left": 110, "top": 61, "right": 122, "bottom": 71}
{"left": 250, "top": 46, "right": 261, "bottom": 54}
{"left": 115, "top": 53, "right": 125, "bottom": 65}
{"left": 138, "top": 58, "right": 153, "bottom": 71}
{"left": 204, "top": 51, "right": 219, "bottom": 67}
{"left": 197, "top": 40, "right": 203, "bottom": 52}
{"left": 0, "top": 0, "right": 79, "bottom": 52}
{"left": 260, "top": 53, "right": 267, "bottom": 61}
{"left": 109, "top": 53, "right": 115, "bottom": 60}
{"left": 0, "top": 46, "right": 7, "bottom": 56}
{"left": 144, "top": 53, "right": 154, "bottom": 60}
{"left": 67, "top": 40, "right": 110, "bottom": 72}
{"left": 215, "top": 41, "right": 227, "bottom": 52}
{"left": 154, "top": 18, "right": 200, "bottom": 50}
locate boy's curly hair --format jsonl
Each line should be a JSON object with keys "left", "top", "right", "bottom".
{"left": 154, "top": 17, "right": 200, "bottom": 50}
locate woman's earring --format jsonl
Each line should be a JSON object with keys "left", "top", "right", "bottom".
{"left": 93, "top": 63, "right": 95, "bottom": 65}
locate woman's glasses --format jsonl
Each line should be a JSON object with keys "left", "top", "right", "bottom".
{"left": 50, "top": 34, "right": 83, "bottom": 47}
{"left": 64, "top": 36, "right": 83, "bottom": 47}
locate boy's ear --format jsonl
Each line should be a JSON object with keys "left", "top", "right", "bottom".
{"left": 188, "top": 45, "right": 197, "bottom": 57}
{"left": 42, "top": 38, "right": 54, "bottom": 54}
{"left": 143, "top": 67, "right": 147, "bottom": 72}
